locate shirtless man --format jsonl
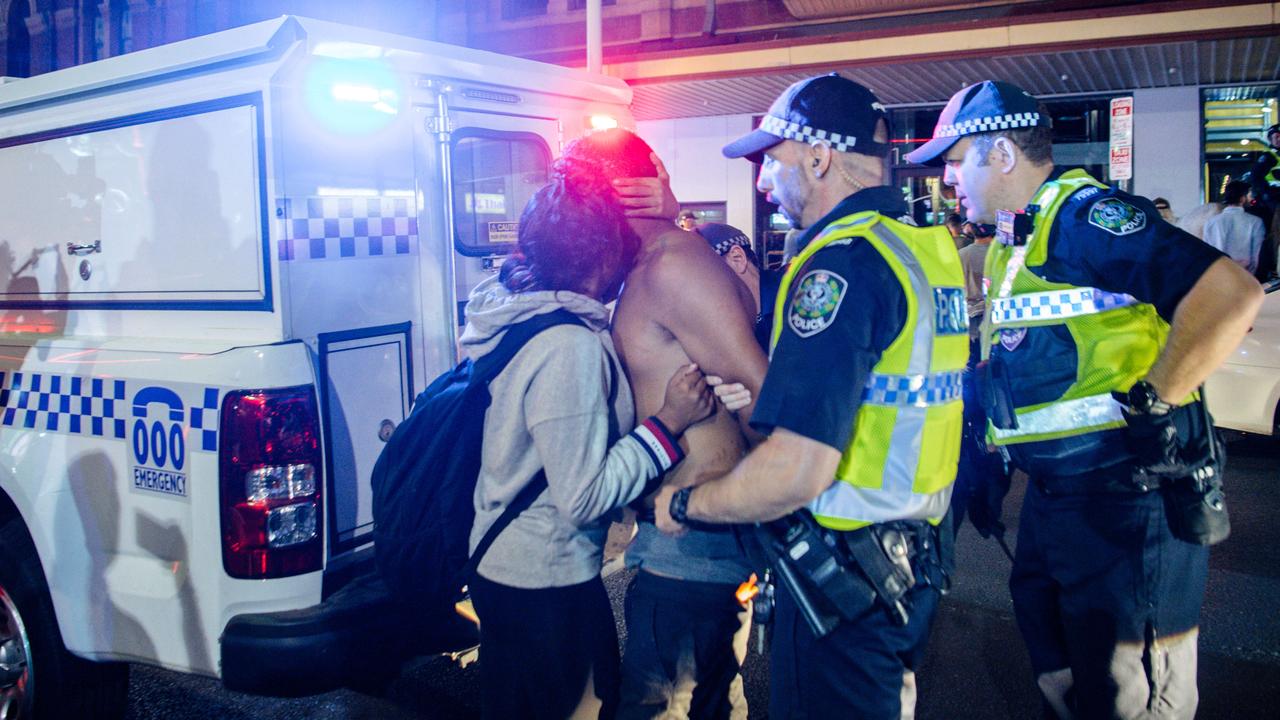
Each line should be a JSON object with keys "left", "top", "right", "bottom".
{"left": 563, "top": 130, "right": 768, "bottom": 720}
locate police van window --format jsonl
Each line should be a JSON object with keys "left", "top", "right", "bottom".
{"left": 450, "top": 129, "right": 551, "bottom": 257}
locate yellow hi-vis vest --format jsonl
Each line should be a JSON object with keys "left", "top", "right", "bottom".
{"left": 981, "top": 170, "right": 1170, "bottom": 446}
{"left": 772, "top": 211, "right": 968, "bottom": 531}
{"left": 1266, "top": 149, "right": 1280, "bottom": 187}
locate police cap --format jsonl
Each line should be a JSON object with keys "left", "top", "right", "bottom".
{"left": 722, "top": 74, "right": 890, "bottom": 164}
{"left": 904, "top": 80, "right": 1052, "bottom": 166}
{"left": 696, "top": 223, "right": 752, "bottom": 256}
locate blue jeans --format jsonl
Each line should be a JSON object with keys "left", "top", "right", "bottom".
{"left": 1010, "top": 477, "right": 1208, "bottom": 718}
{"left": 618, "top": 571, "right": 747, "bottom": 720}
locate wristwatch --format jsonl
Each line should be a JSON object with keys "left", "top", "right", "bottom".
{"left": 1126, "top": 380, "right": 1174, "bottom": 415}
{"left": 669, "top": 486, "right": 693, "bottom": 524}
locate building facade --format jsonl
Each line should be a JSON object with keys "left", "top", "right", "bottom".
{"left": 3, "top": 1, "right": 1278, "bottom": 244}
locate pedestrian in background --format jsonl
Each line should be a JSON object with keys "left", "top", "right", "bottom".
{"left": 944, "top": 212, "right": 969, "bottom": 248}
{"left": 957, "top": 222, "right": 994, "bottom": 359}
{"left": 1153, "top": 197, "right": 1177, "bottom": 224}
{"left": 1176, "top": 200, "right": 1224, "bottom": 240}
{"left": 1204, "top": 180, "right": 1265, "bottom": 275}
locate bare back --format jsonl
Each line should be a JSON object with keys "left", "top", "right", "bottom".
{"left": 612, "top": 227, "right": 768, "bottom": 494}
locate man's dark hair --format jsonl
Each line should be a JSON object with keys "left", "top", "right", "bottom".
{"left": 971, "top": 103, "right": 1054, "bottom": 166}
{"left": 1153, "top": 197, "right": 1171, "bottom": 210}
{"left": 500, "top": 157, "right": 640, "bottom": 298}
{"left": 1223, "top": 180, "right": 1251, "bottom": 206}
{"left": 944, "top": 214, "right": 963, "bottom": 230}
{"left": 562, "top": 128, "right": 659, "bottom": 180}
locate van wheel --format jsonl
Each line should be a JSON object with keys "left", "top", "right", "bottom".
{"left": 0, "top": 517, "right": 129, "bottom": 720}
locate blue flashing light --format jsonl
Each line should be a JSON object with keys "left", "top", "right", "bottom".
{"left": 303, "top": 58, "right": 402, "bottom": 135}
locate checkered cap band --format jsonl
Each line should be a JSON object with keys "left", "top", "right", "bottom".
{"left": 861, "top": 371, "right": 965, "bottom": 408}
{"left": 760, "top": 114, "right": 859, "bottom": 152}
{"left": 990, "top": 287, "right": 1137, "bottom": 325}
{"left": 712, "top": 236, "right": 751, "bottom": 255}
{"left": 935, "top": 112, "right": 1043, "bottom": 139}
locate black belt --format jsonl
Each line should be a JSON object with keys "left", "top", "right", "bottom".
{"left": 836, "top": 519, "right": 939, "bottom": 562}
{"left": 1034, "top": 469, "right": 1160, "bottom": 496}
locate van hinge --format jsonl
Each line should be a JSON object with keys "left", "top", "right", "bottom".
{"left": 430, "top": 114, "right": 453, "bottom": 139}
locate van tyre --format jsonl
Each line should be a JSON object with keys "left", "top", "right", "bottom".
{"left": 0, "top": 517, "right": 129, "bottom": 720}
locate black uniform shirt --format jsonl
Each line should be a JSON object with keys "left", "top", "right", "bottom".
{"left": 1035, "top": 167, "right": 1225, "bottom": 322}
{"left": 750, "top": 187, "right": 909, "bottom": 451}
{"left": 753, "top": 267, "right": 784, "bottom": 353}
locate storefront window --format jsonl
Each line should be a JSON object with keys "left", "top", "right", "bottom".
{"left": 1202, "top": 86, "right": 1278, "bottom": 202}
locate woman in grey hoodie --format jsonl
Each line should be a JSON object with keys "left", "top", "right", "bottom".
{"left": 461, "top": 157, "right": 714, "bottom": 720}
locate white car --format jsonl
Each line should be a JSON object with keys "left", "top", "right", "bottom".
{"left": 1205, "top": 278, "right": 1280, "bottom": 437}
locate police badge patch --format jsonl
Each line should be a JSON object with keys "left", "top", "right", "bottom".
{"left": 1087, "top": 198, "right": 1147, "bottom": 236}
{"left": 789, "top": 269, "right": 847, "bottom": 337}
{"left": 999, "top": 327, "right": 1027, "bottom": 351}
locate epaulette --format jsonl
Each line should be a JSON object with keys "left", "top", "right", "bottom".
{"left": 1066, "top": 185, "right": 1103, "bottom": 206}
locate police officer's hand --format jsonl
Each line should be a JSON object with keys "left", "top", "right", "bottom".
{"left": 653, "top": 484, "right": 688, "bottom": 537}
{"left": 655, "top": 363, "right": 715, "bottom": 434}
{"left": 706, "top": 375, "right": 752, "bottom": 412}
{"left": 1112, "top": 395, "right": 1182, "bottom": 474}
{"left": 966, "top": 461, "right": 1012, "bottom": 540}
{"left": 613, "top": 153, "right": 679, "bottom": 220}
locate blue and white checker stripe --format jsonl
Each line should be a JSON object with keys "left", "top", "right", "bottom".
{"left": 187, "top": 387, "right": 221, "bottom": 452}
{"left": 935, "top": 112, "right": 1042, "bottom": 138}
{"left": 760, "top": 114, "right": 861, "bottom": 152}
{"left": 989, "top": 287, "right": 1137, "bottom": 326}
{"left": 279, "top": 196, "right": 418, "bottom": 262}
{"left": 0, "top": 372, "right": 126, "bottom": 438}
{"left": 861, "top": 370, "right": 964, "bottom": 407}
{"left": 0, "top": 372, "right": 222, "bottom": 451}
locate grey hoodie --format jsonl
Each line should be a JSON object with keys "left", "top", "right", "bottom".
{"left": 461, "top": 276, "right": 681, "bottom": 589}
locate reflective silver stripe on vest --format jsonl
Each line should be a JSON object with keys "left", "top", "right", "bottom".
{"left": 808, "top": 222, "right": 952, "bottom": 525}
{"left": 990, "top": 392, "right": 1126, "bottom": 441}
{"left": 862, "top": 370, "right": 964, "bottom": 407}
{"left": 810, "top": 478, "right": 952, "bottom": 527}
{"left": 990, "top": 287, "right": 1137, "bottom": 325}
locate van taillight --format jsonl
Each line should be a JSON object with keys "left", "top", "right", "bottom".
{"left": 219, "top": 386, "right": 323, "bottom": 579}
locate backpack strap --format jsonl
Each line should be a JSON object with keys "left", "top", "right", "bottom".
{"left": 464, "top": 308, "right": 593, "bottom": 580}
{"left": 464, "top": 469, "right": 548, "bottom": 581}
{"left": 470, "top": 308, "right": 585, "bottom": 385}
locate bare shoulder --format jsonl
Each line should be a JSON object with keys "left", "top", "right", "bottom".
{"left": 635, "top": 229, "right": 738, "bottom": 292}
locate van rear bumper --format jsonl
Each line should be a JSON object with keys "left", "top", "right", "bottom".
{"left": 220, "top": 570, "right": 477, "bottom": 696}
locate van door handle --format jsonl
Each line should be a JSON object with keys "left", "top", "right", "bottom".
{"left": 378, "top": 419, "right": 396, "bottom": 442}
{"left": 66, "top": 240, "right": 101, "bottom": 256}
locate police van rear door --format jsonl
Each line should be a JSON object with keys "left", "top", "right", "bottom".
{"left": 437, "top": 103, "right": 559, "bottom": 356}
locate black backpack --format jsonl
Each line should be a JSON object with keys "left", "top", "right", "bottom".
{"left": 371, "top": 309, "right": 586, "bottom": 611}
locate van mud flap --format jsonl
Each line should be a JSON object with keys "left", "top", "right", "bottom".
{"left": 220, "top": 571, "right": 477, "bottom": 696}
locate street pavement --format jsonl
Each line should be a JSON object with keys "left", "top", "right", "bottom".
{"left": 126, "top": 434, "right": 1279, "bottom": 719}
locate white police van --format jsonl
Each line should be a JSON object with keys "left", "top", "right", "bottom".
{"left": 0, "top": 16, "right": 632, "bottom": 716}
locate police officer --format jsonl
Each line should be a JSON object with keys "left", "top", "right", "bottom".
{"left": 696, "top": 222, "right": 783, "bottom": 351}
{"left": 655, "top": 74, "right": 968, "bottom": 720}
{"left": 1249, "top": 122, "right": 1280, "bottom": 216}
{"left": 905, "top": 80, "right": 1264, "bottom": 719}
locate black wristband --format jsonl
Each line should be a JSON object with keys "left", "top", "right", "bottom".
{"left": 669, "top": 486, "right": 693, "bottom": 524}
